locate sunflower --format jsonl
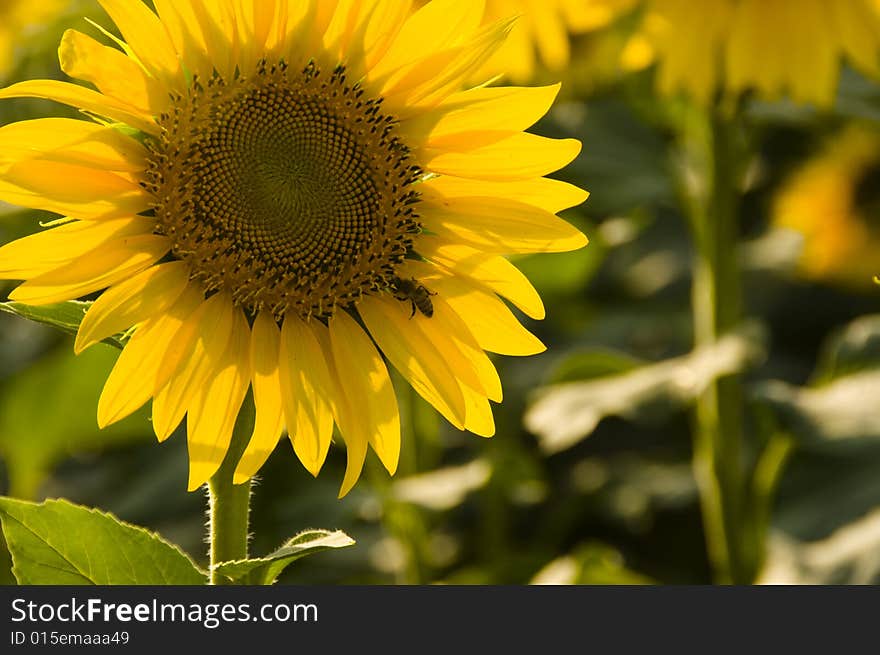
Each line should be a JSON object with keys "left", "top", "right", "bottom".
{"left": 772, "top": 125, "right": 880, "bottom": 288}
{"left": 0, "top": 0, "right": 68, "bottom": 81}
{"left": 448, "top": 0, "right": 638, "bottom": 83}
{"left": 0, "top": 0, "right": 587, "bottom": 496}
{"left": 639, "top": 0, "right": 880, "bottom": 106}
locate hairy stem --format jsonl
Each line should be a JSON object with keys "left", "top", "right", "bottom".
{"left": 207, "top": 394, "right": 255, "bottom": 585}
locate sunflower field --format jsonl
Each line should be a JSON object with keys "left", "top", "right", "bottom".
{"left": 1, "top": 0, "right": 880, "bottom": 587}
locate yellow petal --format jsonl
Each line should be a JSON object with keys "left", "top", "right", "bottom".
{"left": 418, "top": 238, "right": 545, "bottom": 319}
{"left": 58, "top": 29, "right": 167, "bottom": 114}
{"left": 433, "top": 297, "right": 502, "bottom": 403}
{"left": 358, "top": 295, "right": 466, "bottom": 428}
{"left": 0, "top": 80, "right": 157, "bottom": 134}
{"left": 419, "top": 195, "right": 588, "bottom": 254}
{"left": 831, "top": 0, "right": 880, "bottom": 77}
{"left": 428, "top": 274, "right": 546, "bottom": 356}
{"left": 190, "top": 0, "right": 240, "bottom": 80}
{"left": 370, "top": 0, "right": 484, "bottom": 80}
{"left": 422, "top": 175, "right": 588, "bottom": 214}
{"left": 0, "top": 217, "right": 156, "bottom": 279}
{"left": 153, "top": 0, "right": 211, "bottom": 79}
{"left": 310, "top": 322, "right": 369, "bottom": 498}
{"left": 426, "top": 132, "right": 581, "bottom": 181}
{"left": 74, "top": 260, "right": 190, "bottom": 354}
{"left": 530, "top": 1, "right": 570, "bottom": 71}
{"left": 402, "top": 83, "right": 560, "bottom": 151}
{"left": 382, "top": 18, "right": 513, "bottom": 115}
{"left": 329, "top": 310, "right": 400, "bottom": 475}
{"left": 186, "top": 307, "right": 251, "bottom": 490}
{"left": 362, "top": 0, "right": 413, "bottom": 71}
{"left": 97, "top": 0, "right": 183, "bottom": 89}
{"left": 0, "top": 117, "right": 147, "bottom": 172}
{"left": 9, "top": 234, "right": 169, "bottom": 305}
{"left": 152, "top": 292, "right": 234, "bottom": 441}
{"left": 461, "top": 385, "right": 495, "bottom": 437}
{"left": 280, "top": 315, "right": 334, "bottom": 477}
{"left": 234, "top": 311, "right": 285, "bottom": 484}
{"left": 397, "top": 259, "right": 503, "bottom": 401}
{"left": 97, "top": 286, "right": 202, "bottom": 427}
{"left": 0, "top": 159, "right": 149, "bottom": 220}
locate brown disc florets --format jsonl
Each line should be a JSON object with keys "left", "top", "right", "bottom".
{"left": 143, "top": 60, "right": 422, "bottom": 319}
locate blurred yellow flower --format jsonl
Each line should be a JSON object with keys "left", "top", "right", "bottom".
{"left": 772, "top": 125, "right": 880, "bottom": 288}
{"left": 465, "top": 0, "right": 639, "bottom": 83}
{"left": 0, "top": 0, "right": 67, "bottom": 80}
{"left": 640, "top": 0, "right": 880, "bottom": 106}
{"left": 0, "top": 0, "right": 587, "bottom": 495}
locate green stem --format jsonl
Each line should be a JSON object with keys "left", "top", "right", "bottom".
{"left": 683, "top": 110, "right": 751, "bottom": 584}
{"left": 207, "top": 393, "right": 255, "bottom": 585}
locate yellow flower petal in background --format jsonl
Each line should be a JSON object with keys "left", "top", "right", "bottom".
{"left": 772, "top": 125, "right": 880, "bottom": 289}
{"left": 464, "top": 0, "right": 639, "bottom": 84}
{"left": 639, "top": 0, "right": 880, "bottom": 107}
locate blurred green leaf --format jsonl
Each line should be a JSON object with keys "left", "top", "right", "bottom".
{"left": 392, "top": 459, "right": 492, "bottom": 511}
{"left": 813, "top": 314, "right": 880, "bottom": 383}
{"left": 525, "top": 322, "right": 766, "bottom": 453}
{"left": 752, "top": 372, "right": 880, "bottom": 446}
{"left": 515, "top": 217, "right": 605, "bottom": 295}
{"left": 0, "top": 344, "right": 148, "bottom": 498}
{"left": 753, "top": 314, "right": 880, "bottom": 446}
{"left": 547, "top": 348, "right": 645, "bottom": 384}
{"left": 0, "top": 497, "right": 206, "bottom": 584}
{"left": 214, "top": 529, "right": 356, "bottom": 585}
{"left": 531, "top": 542, "right": 653, "bottom": 584}
{"left": 760, "top": 507, "right": 880, "bottom": 584}
{"left": 0, "top": 301, "right": 127, "bottom": 349}
{"left": 546, "top": 99, "right": 674, "bottom": 216}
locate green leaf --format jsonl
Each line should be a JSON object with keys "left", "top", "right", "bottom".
{"left": 525, "top": 322, "right": 766, "bottom": 453}
{"left": 531, "top": 542, "right": 654, "bottom": 585}
{"left": 761, "top": 508, "right": 880, "bottom": 584}
{"left": 214, "top": 529, "right": 355, "bottom": 585}
{"left": 0, "top": 344, "right": 149, "bottom": 498}
{"left": 752, "top": 372, "right": 880, "bottom": 447}
{"left": 813, "top": 314, "right": 880, "bottom": 383}
{"left": 0, "top": 497, "right": 207, "bottom": 585}
{"left": 515, "top": 225, "right": 605, "bottom": 296}
{"left": 0, "top": 301, "right": 127, "bottom": 349}
{"left": 547, "top": 348, "right": 645, "bottom": 384}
